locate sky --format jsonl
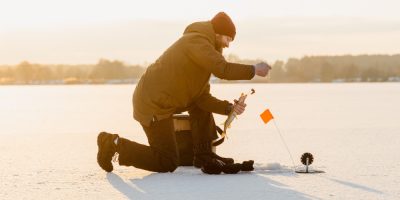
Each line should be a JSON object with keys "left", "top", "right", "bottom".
{"left": 1, "top": 0, "right": 400, "bottom": 65}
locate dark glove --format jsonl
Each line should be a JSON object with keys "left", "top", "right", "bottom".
{"left": 222, "top": 163, "right": 242, "bottom": 174}
{"left": 241, "top": 160, "right": 254, "bottom": 171}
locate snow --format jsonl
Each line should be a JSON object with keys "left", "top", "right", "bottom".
{"left": 1, "top": 83, "right": 399, "bottom": 199}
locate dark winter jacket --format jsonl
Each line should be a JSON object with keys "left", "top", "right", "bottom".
{"left": 133, "top": 21, "right": 255, "bottom": 126}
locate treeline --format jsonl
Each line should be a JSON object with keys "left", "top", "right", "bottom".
{"left": 0, "top": 59, "right": 145, "bottom": 84}
{"left": 227, "top": 54, "right": 400, "bottom": 83}
{"left": 1, "top": 54, "right": 400, "bottom": 85}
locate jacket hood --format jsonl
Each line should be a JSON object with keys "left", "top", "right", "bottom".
{"left": 183, "top": 21, "right": 216, "bottom": 47}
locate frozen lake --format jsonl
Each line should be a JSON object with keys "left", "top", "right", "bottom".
{"left": 1, "top": 83, "right": 399, "bottom": 199}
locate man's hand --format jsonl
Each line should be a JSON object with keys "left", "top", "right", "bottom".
{"left": 233, "top": 99, "right": 246, "bottom": 115}
{"left": 254, "top": 62, "right": 271, "bottom": 77}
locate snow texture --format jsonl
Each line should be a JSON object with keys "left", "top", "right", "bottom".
{"left": 1, "top": 83, "right": 399, "bottom": 199}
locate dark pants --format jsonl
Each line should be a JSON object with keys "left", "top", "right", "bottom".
{"left": 117, "top": 106, "right": 218, "bottom": 172}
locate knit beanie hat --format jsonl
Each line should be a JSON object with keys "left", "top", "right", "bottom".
{"left": 211, "top": 12, "right": 236, "bottom": 40}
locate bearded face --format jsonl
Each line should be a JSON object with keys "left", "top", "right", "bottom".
{"left": 215, "top": 34, "right": 232, "bottom": 53}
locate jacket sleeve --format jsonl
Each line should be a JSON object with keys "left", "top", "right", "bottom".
{"left": 185, "top": 36, "right": 255, "bottom": 80}
{"left": 195, "top": 84, "right": 233, "bottom": 115}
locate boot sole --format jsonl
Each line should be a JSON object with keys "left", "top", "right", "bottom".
{"left": 97, "top": 132, "right": 114, "bottom": 172}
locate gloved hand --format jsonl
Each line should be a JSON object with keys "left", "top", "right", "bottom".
{"left": 233, "top": 99, "right": 246, "bottom": 115}
{"left": 241, "top": 160, "right": 254, "bottom": 171}
{"left": 254, "top": 62, "right": 271, "bottom": 77}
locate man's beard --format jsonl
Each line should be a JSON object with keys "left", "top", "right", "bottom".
{"left": 215, "top": 39, "right": 224, "bottom": 54}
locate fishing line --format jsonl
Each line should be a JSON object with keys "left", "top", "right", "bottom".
{"left": 271, "top": 119, "right": 297, "bottom": 172}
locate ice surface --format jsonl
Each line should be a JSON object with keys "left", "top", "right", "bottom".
{"left": 1, "top": 83, "right": 399, "bottom": 199}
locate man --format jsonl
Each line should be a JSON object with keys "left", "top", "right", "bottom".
{"left": 97, "top": 12, "right": 270, "bottom": 173}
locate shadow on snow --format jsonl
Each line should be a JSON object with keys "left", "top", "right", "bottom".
{"left": 107, "top": 167, "right": 315, "bottom": 200}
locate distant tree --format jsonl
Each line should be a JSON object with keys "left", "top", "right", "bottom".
{"left": 269, "top": 60, "right": 285, "bottom": 82}
{"left": 285, "top": 58, "right": 303, "bottom": 82}
{"left": 64, "top": 67, "right": 76, "bottom": 79}
{"left": 0, "top": 67, "right": 14, "bottom": 79}
{"left": 341, "top": 64, "right": 359, "bottom": 81}
{"left": 54, "top": 65, "right": 65, "bottom": 80}
{"left": 361, "top": 68, "right": 378, "bottom": 82}
{"left": 319, "top": 62, "right": 335, "bottom": 82}
{"left": 394, "top": 65, "right": 400, "bottom": 77}
{"left": 35, "top": 66, "right": 53, "bottom": 82}
{"left": 15, "top": 61, "right": 33, "bottom": 83}
{"left": 125, "top": 65, "right": 146, "bottom": 79}
{"left": 90, "top": 59, "right": 127, "bottom": 80}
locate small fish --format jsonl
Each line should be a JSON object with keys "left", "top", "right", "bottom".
{"left": 220, "top": 88, "right": 255, "bottom": 138}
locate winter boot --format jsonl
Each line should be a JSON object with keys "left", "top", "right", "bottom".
{"left": 97, "top": 131, "right": 119, "bottom": 172}
{"left": 194, "top": 152, "right": 234, "bottom": 168}
{"left": 201, "top": 158, "right": 225, "bottom": 175}
{"left": 193, "top": 142, "right": 234, "bottom": 168}
{"left": 211, "top": 152, "right": 234, "bottom": 165}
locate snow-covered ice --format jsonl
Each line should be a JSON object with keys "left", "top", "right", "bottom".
{"left": 1, "top": 83, "right": 399, "bottom": 199}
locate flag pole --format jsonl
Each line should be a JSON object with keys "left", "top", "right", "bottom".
{"left": 272, "top": 119, "right": 297, "bottom": 172}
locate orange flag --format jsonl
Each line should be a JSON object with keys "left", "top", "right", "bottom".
{"left": 260, "top": 109, "right": 274, "bottom": 124}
